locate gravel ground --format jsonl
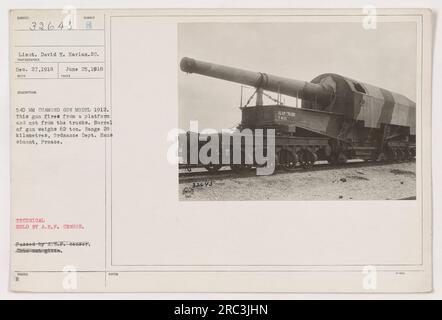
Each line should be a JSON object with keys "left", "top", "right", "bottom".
{"left": 179, "top": 162, "right": 416, "bottom": 201}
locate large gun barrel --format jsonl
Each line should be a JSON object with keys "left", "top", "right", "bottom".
{"left": 180, "top": 57, "right": 334, "bottom": 106}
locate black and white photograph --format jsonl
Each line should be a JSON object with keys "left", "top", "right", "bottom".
{"left": 178, "top": 22, "right": 417, "bottom": 201}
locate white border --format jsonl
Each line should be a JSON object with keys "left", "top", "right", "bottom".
{"left": 0, "top": 0, "right": 440, "bottom": 299}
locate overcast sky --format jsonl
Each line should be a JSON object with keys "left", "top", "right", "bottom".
{"left": 178, "top": 22, "right": 417, "bottom": 130}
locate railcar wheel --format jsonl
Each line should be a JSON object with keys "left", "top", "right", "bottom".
{"left": 385, "top": 148, "right": 395, "bottom": 162}
{"left": 390, "top": 148, "right": 399, "bottom": 162}
{"left": 328, "top": 152, "right": 347, "bottom": 165}
{"left": 299, "top": 150, "right": 316, "bottom": 169}
{"left": 298, "top": 150, "right": 308, "bottom": 169}
{"left": 307, "top": 151, "right": 318, "bottom": 168}
{"left": 327, "top": 155, "right": 338, "bottom": 165}
{"left": 396, "top": 149, "right": 405, "bottom": 162}
{"left": 279, "top": 150, "right": 298, "bottom": 171}
{"left": 406, "top": 148, "right": 415, "bottom": 160}
{"left": 403, "top": 148, "right": 411, "bottom": 161}
{"left": 337, "top": 152, "right": 348, "bottom": 165}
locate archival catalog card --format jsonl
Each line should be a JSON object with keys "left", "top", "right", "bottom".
{"left": 9, "top": 8, "right": 433, "bottom": 293}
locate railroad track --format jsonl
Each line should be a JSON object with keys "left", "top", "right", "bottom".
{"left": 179, "top": 159, "right": 415, "bottom": 184}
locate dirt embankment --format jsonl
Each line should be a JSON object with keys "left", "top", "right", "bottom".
{"left": 179, "top": 162, "right": 416, "bottom": 201}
